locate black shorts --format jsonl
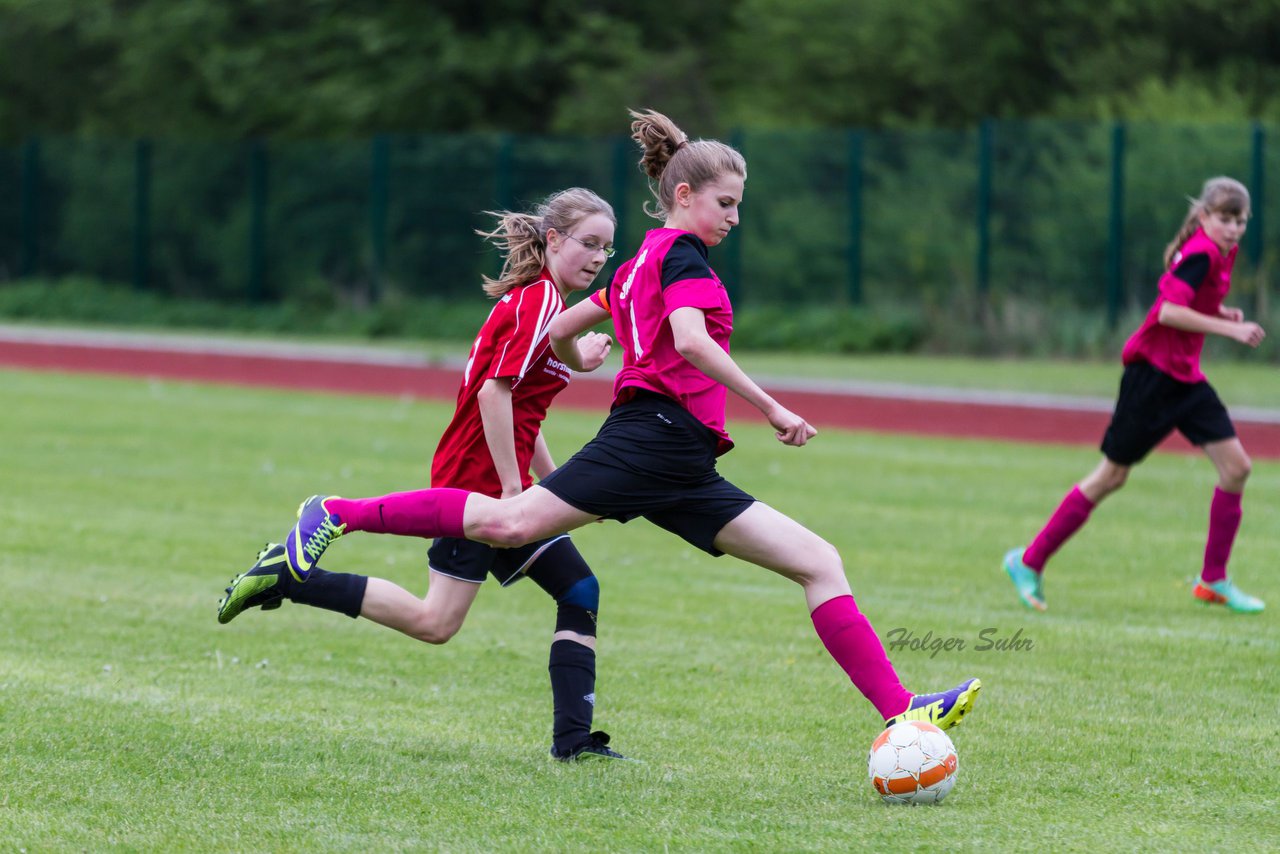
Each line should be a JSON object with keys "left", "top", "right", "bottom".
{"left": 427, "top": 534, "right": 574, "bottom": 587}
{"left": 1100, "top": 362, "right": 1236, "bottom": 465}
{"left": 538, "top": 391, "right": 756, "bottom": 556}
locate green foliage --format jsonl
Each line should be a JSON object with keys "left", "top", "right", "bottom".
{"left": 2, "top": 367, "right": 1278, "bottom": 849}
{"left": 733, "top": 304, "right": 926, "bottom": 354}
{"left": 0, "top": 277, "right": 488, "bottom": 341}
{"left": 5, "top": 0, "right": 1280, "bottom": 141}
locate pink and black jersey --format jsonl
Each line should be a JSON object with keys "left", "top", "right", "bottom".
{"left": 431, "top": 273, "right": 572, "bottom": 496}
{"left": 1121, "top": 227, "right": 1236, "bottom": 383}
{"left": 590, "top": 228, "right": 735, "bottom": 453}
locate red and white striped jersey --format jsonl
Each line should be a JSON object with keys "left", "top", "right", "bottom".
{"left": 431, "top": 273, "right": 572, "bottom": 495}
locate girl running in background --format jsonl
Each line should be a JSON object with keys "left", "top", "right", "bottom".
{"left": 219, "top": 188, "right": 630, "bottom": 761}
{"left": 265, "top": 108, "right": 980, "bottom": 736}
{"left": 1004, "top": 176, "right": 1266, "bottom": 614}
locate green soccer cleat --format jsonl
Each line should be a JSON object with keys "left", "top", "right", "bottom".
{"left": 1003, "top": 547, "right": 1047, "bottom": 612}
{"left": 218, "top": 543, "right": 292, "bottom": 625}
{"left": 1193, "top": 579, "right": 1265, "bottom": 614}
{"left": 886, "top": 677, "right": 982, "bottom": 732}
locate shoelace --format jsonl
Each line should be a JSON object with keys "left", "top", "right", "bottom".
{"left": 303, "top": 517, "right": 344, "bottom": 561}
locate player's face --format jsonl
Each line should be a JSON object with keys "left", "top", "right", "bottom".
{"left": 547, "top": 213, "right": 616, "bottom": 293}
{"left": 673, "top": 173, "right": 743, "bottom": 247}
{"left": 1200, "top": 208, "right": 1248, "bottom": 254}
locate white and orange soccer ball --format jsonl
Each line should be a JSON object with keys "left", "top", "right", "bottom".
{"left": 867, "top": 720, "right": 959, "bottom": 805}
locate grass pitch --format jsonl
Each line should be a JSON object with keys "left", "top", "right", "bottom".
{"left": 2, "top": 367, "right": 1277, "bottom": 852}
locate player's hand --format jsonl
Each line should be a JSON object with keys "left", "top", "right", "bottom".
{"left": 1233, "top": 321, "right": 1266, "bottom": 348}
{"left": 767, "top": 404, "right": 817, "bottom": 447}
{"left": 500, "top": 485, "right": 523, "bottom": 499}
{"left": 1220, "top": 306, "right": 1245, "bottom": 323}
{"left": 577, "top": 332, "right": 613, "bottom": 371}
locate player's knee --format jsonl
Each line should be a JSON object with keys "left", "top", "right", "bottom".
{"left": 1098, "top": 467, "right": 1128, "bottom": 496}
{"left": 560, "top": 574, "right": 600, "bottom": 612}
{"left": 474, "top": 515, "right": 534, "bottom": 549}
{"left": 796, "top": 539, "right": 844, "bottom": 587}
{"left": 1223, "top": 456, "right": 1252, "bottom": 489}
{"left": 407, "top": 613, "right": 463, "bottom": 645}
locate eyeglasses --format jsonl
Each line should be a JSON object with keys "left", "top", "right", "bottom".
{"left": 563, "top": 234, "right": 616, "bottom": 258}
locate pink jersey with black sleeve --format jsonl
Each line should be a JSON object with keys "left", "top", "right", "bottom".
{"left": 589, "top": 228, "right": 735, "bottom": 453}
{"left": 431, "top": 273, "right": 572, "bottom": 496}
{"left": 1121, "top": 227, "right": 1236, "bottom": 383}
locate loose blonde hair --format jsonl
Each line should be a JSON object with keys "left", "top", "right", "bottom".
{"left": 1163, "top": 176, "right": 1251, "bottom": 266}
{"left": 477, "top": 188, "right": 616, "bottom": 297}
{"left": 628, "top": 108, "right": 747, "bottom": 221}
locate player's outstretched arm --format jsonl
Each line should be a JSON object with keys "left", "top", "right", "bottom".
{"left": 668, "top": 306, "right": 816, "bottom": 447}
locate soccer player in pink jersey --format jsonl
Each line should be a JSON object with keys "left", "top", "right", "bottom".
{"left": 260, "top": 109, "right": 981, "bottom": 736}
{"left": 1004, "top": 177, "right": 1266, "bottom": 614}
{"left": 219, "top": 188, "right": 630, "bottom": 761}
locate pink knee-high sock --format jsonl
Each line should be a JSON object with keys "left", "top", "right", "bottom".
{"left": 810, "top": 595, "right": 913, "bottom": 720}
{"left": 1023, "top": 486, "right": 1096, "bottom": 572}
{"left": 1201, "top": 487, "right": 1243, "bottom": 584}
{"left": 325, "top": 489, "right": 469, "bottom": 539}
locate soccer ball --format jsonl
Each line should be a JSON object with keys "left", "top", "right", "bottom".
{"left": 867, "top": 721, "right": 958, "bottom": 805}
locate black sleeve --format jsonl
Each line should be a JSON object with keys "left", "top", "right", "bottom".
{"left": 660, "top": 234, "right": 713, "bottom": 290}
{"left": 1171, "top": 252, "right": 1211, "bottom": 289}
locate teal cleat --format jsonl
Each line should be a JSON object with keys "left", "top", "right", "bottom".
{"left": 1193, "top": 579, "right": 1265, "bottom": 614}
{"left": 886, "top": 678, "right": 982, "bottom": 732}
{"left": 218, "top": 543, "right": 292, "bottom": 624}
{"left": 1003, "top": 547, "right": 1047, "bottom": 612}
{"left": 284, "top": 495, "right": 346, "bottom": 582}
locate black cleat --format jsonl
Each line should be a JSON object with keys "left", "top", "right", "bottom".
{"left": 550, "top": 731, "right": 634, "bottom": 762}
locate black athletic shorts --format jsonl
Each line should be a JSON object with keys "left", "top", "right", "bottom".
{"left": 1100, "top": 361, "right": 1236, "bottom": 465}
{"left": 427, "top": 534, "right": 573, "bottom": 586}
{"left": 537, "top": 391, "right": 756, "bottom": 556}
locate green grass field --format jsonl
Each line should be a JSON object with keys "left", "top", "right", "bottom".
{"left": 2, "top": 366, "right": 1278, "bottom": 852}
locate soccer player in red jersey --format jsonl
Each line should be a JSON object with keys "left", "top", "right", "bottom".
{"left": 219, "top": 188, "right": 629, "bottom": 760}
{"left": 1004, "top": 176, "right": 1266, "bottom": 614}
{"left": 262, "top": 110, "right": 981, "bottom": 736}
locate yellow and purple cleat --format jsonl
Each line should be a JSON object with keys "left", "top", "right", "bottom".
{"left": 284, "top": 495, "right": 346, "bottom": 582}
{"left": 886, "top": 678, "right": 982, "bottom": 731}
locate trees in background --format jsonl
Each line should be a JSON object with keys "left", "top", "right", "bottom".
{"left": 3, "top": 0, "right": 1280, "bottom": 141}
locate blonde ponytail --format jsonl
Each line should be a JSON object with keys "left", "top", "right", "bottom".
{"left": 477, "top": 188, "right": 616, "bottom": 297}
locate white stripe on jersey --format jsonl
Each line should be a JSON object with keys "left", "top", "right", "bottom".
{"left": 493, "top": 279, "right": 560, "bottom": 387}
{"left": 462, "top": 300, "right": 505, "bottom": 388}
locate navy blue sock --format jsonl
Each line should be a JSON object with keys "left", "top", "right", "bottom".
{"left": 287, "top": 569, "right": 368, "bottom": 619}
{"left": 549, "top": 639, "right": 596, "bottom": 752}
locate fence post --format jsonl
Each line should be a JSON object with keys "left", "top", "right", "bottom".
{"left": 1106, "top": 122, "right": 1126, "bottom": 328}
{"left": 723, "top": 129, "right": 745, "bottom": 305}
{"left": 133, "top": 139, "right": 152, "bottom": 291}
{"left": 20, "top": 137, "right": 40, "bottom": 277}
{"left": 975, "top": 119, "right": 993, "bottom": 311}
{"left": 248, "top": 139, "right": 268, "bottom": 302}
{"left": 847, "top": 129, "right": 864, "bottom": 305}
{"left": 611, "top": 134, "right": 630, "bottom": 265}
{"left": 370, "top": 134, "right": 390, "bottom": 303}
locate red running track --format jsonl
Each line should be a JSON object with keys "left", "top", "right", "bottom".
{"left": 4, "top": 337, "right": 1280, "bottom": 458}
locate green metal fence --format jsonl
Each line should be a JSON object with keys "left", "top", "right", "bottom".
{"left": 3, "top": 121, "right": 1276, "bottom": 323}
